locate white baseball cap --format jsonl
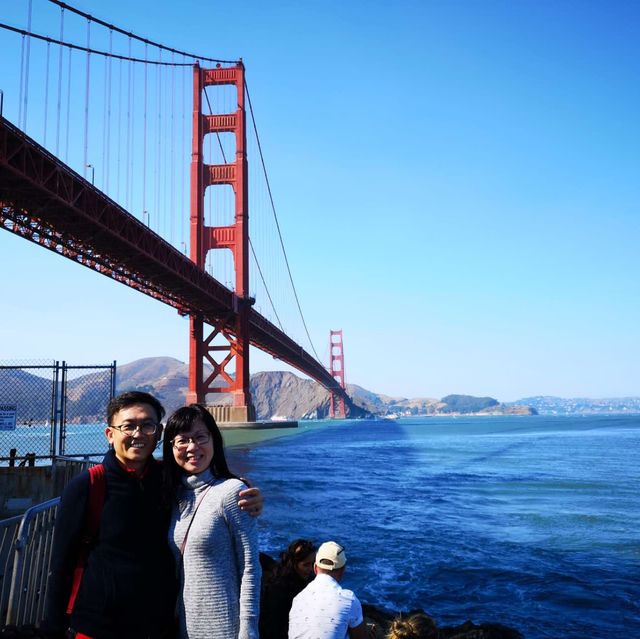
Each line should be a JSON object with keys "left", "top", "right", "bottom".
{"left": 315, "top": 541, "right": 347, "bottom": 571}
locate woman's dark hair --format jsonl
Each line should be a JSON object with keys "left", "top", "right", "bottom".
{"left": 280, "top": 539, "right": 316, "bottom": 575}
{"left": 162, "top": 403, "right": 237, "bottom": 498}
{"left": 268, "top": 539, "right": 316, "bottom": 583}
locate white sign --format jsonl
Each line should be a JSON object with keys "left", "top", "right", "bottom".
{"left": 0, "top": 404, "right": 17, "bottom": 431}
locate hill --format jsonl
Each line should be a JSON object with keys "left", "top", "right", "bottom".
{"left": 510, "top": 395, "right": 640, "bottom": 415}
{"left": 115, "top": 357, "right": 536, "bottom": 419}
{"left": 2, "top": 357, "right": 541, "bottom": 422}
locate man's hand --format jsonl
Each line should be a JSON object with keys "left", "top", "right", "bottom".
{"left": 238, "top": 484, "right": 263, "bottom": 517}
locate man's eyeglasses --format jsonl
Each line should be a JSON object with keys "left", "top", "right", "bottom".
{"left": 171, "top": 432, "right": 211, "bottom": 450}
{"left": 111, "top": 421, "right": 159, "bottom": 436}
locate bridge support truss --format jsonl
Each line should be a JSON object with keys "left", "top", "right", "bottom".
{"left": 187, "top": 63, "right": 254, "bottom": 422}
{"left": 329, "top": 330, "right": 346, "bottom": 419}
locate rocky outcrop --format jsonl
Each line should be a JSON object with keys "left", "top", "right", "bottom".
{"left": 251, "top": 371, "right": 370, "bottom": 420}
{"left": 362, "top": 603, "right": 523, "bottom": 639}
{"left": 478, "top": 404, "right": 537, "bottom": 416}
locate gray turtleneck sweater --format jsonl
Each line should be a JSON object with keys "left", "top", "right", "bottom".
{"left": 169, "top": 470, "right": 261, "bottom": 639}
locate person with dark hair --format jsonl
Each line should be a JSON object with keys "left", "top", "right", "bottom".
{"left": 44, "top": 391, "right": 262, "bottom": 639}
{"left": 259, "top": 539, "right": 317, "bottom": 639}
{"left": 162, "top": 403, "right": 261, "bottom": 639}
{"left": 385, "top": 613, "right": 437, "bottom": 639}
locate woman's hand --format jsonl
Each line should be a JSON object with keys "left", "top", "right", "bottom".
{"left": 238, "top": 483, "right": 263, "bottom": 517}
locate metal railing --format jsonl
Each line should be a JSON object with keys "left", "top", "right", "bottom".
{"left": 0, "top": 456, "right": 97, "bottom": 628}
{"left": 4, "top": 498, "right": 60, "bottom": 627}
{"left": 0, "top": 514, "right": 23, "bottom": 628}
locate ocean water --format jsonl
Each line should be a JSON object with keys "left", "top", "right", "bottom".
{"left": 228, "top": 414, "right": 640, "bottom": 639}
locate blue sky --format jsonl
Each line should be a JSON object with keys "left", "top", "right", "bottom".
{"left": 1, "top": 0, "right": 638, "bottom": 401}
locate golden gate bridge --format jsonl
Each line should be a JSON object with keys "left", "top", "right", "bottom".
{"left": 0, "top": 0, "right": 349, "bottom": 420}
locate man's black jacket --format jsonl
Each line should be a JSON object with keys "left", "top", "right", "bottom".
{"left": 43, "top": 449, "right": 177, "bottom": 639}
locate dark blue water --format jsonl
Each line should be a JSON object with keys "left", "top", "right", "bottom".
{"left": 228, "top": 415, "right": 640, "bottom": 639}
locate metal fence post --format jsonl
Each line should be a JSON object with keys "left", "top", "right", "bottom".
{"left": 49, "top": 361, "right": 59, "bottom": 458}
{"left": 59, "top": 362, "right": 68, "bottom": 456}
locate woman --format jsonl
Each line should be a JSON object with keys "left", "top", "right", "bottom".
{"left": 259, "top": 539, "right": 316, "bottom": 639}
{"left": 163, "top": 404, "right": 261, "bottom": 639}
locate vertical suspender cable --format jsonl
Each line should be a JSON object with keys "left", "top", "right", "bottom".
{"left": 55, "top": 8, "right": 64, "bottom": 156}
{"left": 155, "top": 50, "right": 162, "bottom": 234}
{"left": 101, "top": 52, "right": 107, "bottom": 187}
{"left": 43, "top": 42, "right": 51, "bottom": 147}
{"left": 125, "top": 37, "right": 132, "bottom": 210}
{"left": 102, "top": 29, "right": 113, "bottom": 193}
{"left": 170, "top": 54, "right": 176, "bottom": 245}
{"left": 64, "top": 46, "right": 72, "bottom": 162}
{"left": 245, "top": 82, "right": 321, "bottom": 361}
{"left": 130, "top": 48, "right": 136, "bottom": 209}
{"left": 22, "top": 0, "right": 33, "bottom": 130}
{"left": 181, "top": 63, "right": 187, "bottom": 252}
{"left": 18, "top": 0, "right": 32, "bottom": 129}
{"left": 105, "top": 30, "right": 113, "bottom": 192}
{"left": 18, "top": 33, "right": 25, "bottom": 127}
{"left": 83, "top": 19, "right": 91, "bottom": 180}
{"left": 142, "top": 44, "right": 148, "bottom": 220}
{"left": 116, "top": 56, "right": 122, "bottom": 203}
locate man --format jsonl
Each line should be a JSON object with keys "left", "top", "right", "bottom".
{"left": 43, "top": 391, "right": 262, "bottom": 639}
{"left": 288, "top": 541, "right": 373, "bottom": 639}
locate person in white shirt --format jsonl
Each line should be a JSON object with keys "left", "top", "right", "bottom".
{"left": 288, "top": 541, "right": 374, "bottom": 639}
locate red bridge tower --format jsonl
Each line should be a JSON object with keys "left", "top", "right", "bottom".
{"left": 187, "top": 62, "right": 254, "bottom": 422}
{"left": 329, "top": 330, "right": 346, "bottom": 419}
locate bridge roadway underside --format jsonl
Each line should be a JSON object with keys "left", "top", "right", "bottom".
{"left": 0, "top": 116, "right": 344, "bottom": 396}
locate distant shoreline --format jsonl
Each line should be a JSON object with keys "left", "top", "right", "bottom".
{"left": 221, "top": 410, "right": 640, "bottom": 451}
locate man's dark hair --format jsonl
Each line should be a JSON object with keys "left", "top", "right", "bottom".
{"left": 106, "top": 391, "right": 165, "bottom": 426}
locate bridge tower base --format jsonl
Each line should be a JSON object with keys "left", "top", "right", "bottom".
{"left": 187, "top": 63, "right": 254, "bottom": 421}
{"left": 329, "top": 330, "right": 346, "bottom": 419}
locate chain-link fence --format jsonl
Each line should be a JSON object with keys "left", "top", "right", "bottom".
{"left": 0, "top": 361, "right": 115, "bottom": 465}
{"left": 58, "top": 364, "right": 116, "bottom": 458}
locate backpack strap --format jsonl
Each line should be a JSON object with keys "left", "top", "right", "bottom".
{"left": 66, "top": 463, "right": 106, "bottom": 615}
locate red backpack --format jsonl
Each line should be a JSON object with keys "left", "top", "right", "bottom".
{"left": 66, "top": 463, "right": 106, "bottom": 614}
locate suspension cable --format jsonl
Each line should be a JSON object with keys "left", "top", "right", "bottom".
{"left": 47, "top": 1, "right": 238, "bottom": 64}
{"left": 245, "top": 81, "right": 322, "bottom": 362}
{"left": 202, "top": 86, "right": 281, "bottom": 325}
{"left": 250, "top": 239, "right": 284, "bottom": 330}
{"left": 0, "top": 23, "right": 194, "bottom": 66}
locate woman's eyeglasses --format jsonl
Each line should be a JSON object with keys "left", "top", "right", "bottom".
{"left": 171, "top": 432, "right": 211, "bottom": 450}
{"left": 111, "top": 421, "right": 159, "bottom": 436}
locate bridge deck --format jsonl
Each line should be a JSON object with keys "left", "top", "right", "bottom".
{"left": 0, "top": 116, "right": 343, "bottom": 394}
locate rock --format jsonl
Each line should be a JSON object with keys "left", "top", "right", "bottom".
{"left": 361, "top": 604, "right": 523, "bottom": 639}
